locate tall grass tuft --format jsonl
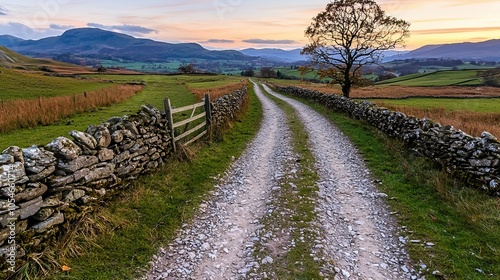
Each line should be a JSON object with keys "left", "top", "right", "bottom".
{"left": 188, "top": 80, "right": 249, "bottom": 100}
{"left": 0, "top": 85, "right": 143, "bottom": 133}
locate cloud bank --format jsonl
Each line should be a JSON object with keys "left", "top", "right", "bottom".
{"left": 50, "top": 24, "right": 75, "bottom": 30}
{"left": 243, "top": 39, "right": 297, "bottom": 45}
{"left": 0, "top": 22, "right": 62, "bottom": 39}
{"left": 203, "top": 39, "right": 235, "bottom": 44}
{"left": 87, "top": 23, "right": 158, "bottom": 35}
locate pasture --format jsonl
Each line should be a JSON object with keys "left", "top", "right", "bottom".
{"left": 371, "top": 98, "right": 500, "bottom": 113}
{"left": 372, "top": 98, "right": 500, "bottom": 137}
{"left": 0, "top": 74, "right": 244, "bottom": 150}
{"left": 0, "top": 67, "right": 110, "bottom": 101}
{"left": 375, "top": 70, "right": 484, "bottom": 86}
{"left": 267, "top": 78, "right": 500, "bottom": 137}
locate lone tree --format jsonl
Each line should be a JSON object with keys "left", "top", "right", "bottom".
{"left": 302, "top": 0, "right": 410, "bottom": 97}
{"left": 97, "top": 65, "right": 107, "bottom": 73}
{"left": 178, "top": 63, "right": 196, "bottom": 74}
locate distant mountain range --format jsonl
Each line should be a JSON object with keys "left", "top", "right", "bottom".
{"left": 385, "top": 39, "right": 500, "bottom": 61}
{"left": 0, "top": 28, "right": 251, "bottom": 62}
{"left": 0, "top": 28, "right": 499, "bottom": 64}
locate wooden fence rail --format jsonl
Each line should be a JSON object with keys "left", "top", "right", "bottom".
{"left": 164, "top": 94, "right": 211, "bottom": 153}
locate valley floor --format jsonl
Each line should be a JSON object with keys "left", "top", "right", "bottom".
{"left": 143, "top": 82, "right": 418, "bottom": 279}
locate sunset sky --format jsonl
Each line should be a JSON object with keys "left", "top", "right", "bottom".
{"left": 0, "top": 0, "right": 498, "bottom": 50}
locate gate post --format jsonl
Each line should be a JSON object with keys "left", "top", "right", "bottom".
{"left": 204, "top": 94, "right": 212, "bottom": 128}
{"left": 164, "top": 98, "right": 176, "bottom": 153}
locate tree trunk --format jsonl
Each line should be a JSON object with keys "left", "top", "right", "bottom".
{"left": 342, "top": 71, "right": 351, "bottom": 98}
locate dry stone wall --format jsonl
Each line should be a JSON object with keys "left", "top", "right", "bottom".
{"left": 0, "top": 87, "right": 247, "bottom": 272}
{"left": 273, "top": 85, "right": 500, "bottom": 196}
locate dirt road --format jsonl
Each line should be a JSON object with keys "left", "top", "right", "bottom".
{"left": 144, "top": 81, "right": 417, "bottom": 279}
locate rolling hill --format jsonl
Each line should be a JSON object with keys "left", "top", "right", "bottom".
{"left": 0, "top": 46, "right": 137, "bottom": 74}
{"left": 5, "top": 28, "right": 253, "bottom": 62}
{"left": 0, "top": 35, "right": 25, "bottom": 47}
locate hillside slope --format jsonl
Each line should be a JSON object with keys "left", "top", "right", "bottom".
{"left": 0, "top": 46, "right": 139, "bottom": 74}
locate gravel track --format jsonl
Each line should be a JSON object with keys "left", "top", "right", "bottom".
{"left": 143, "top": 82, "right": 417, "bottom": 280}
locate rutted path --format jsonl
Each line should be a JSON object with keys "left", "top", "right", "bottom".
{"left": 144, "top": 82, "right": 417, "bottom": 279}
{"left": 261, "top": 84, "right": 416, "bottom": 279}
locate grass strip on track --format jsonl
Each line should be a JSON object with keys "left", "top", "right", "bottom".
{"left": 252, "top": 85, "right": 324, "bottom": 279}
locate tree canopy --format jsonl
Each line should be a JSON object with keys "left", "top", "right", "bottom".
{"left": 302, "top": 0, "right": 410, "bottom": 97}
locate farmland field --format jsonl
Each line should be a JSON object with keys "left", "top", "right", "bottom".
{"left": 371, "top": 98, "right": 500, "bottom": 113}
{"left": 0, "top": 74, "right": 244, "bottom": 150}
{"left": 0, "top": 67, "right": 111, "bottom": 100}
{"left": 268, "top": 78, "right": 500, "bottom": 98}
{"left": 275, "top": 67, "right": 320, "bottom": 79}
{"left": 372, "top": 98, "right": 500, "bottom": 137}
{"left": 375, "top": 70, "right": 484, "bottom": 86}
{"left": 267, "top": 78, "right": 500, "bottom": 137}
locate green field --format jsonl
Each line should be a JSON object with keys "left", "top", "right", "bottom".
{"left": 183, "top": 75, "right": 243, "bottom": 88}
{"left": 101, "top": 59, "right": 256, "bottom": 74}
{"left": 0, "top": 74, "right": 242, "bottom": 150}
{"left": 101, "top": 60, "right": 182, "bottom": 72}
{"left": 275, "top": 67, "right": 331, "bottom": 82}
{"left": 376, "top": 70, "right": 484, "bottom": 86}
{"left": 371, "top": 98, "right": 500, "bottom": 113}
{"left": 0, "top": 67, "right": 111, "bottom": 101}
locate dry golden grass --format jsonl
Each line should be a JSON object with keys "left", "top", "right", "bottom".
{"left": 188, "top": 80, "right": 249, "bottom": 101}
{"left": 373, "top": 103, "right": 500, "bottom": 137}
{"left": 0, "top": 85, "right": 143, "bottom": 132}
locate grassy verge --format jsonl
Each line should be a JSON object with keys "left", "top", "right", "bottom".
{"left": 252, "top": 86, "right": 324, "bottom": 279}
{"left": 280, "top": 94, "right": 499, "bottom": 279}
{"left": 38, "top": 84, "right": 263, "bottom": 279}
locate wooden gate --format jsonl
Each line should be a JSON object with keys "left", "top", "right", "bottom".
{"left": 164, "top": 94, "right": 212, "bottom": 153}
